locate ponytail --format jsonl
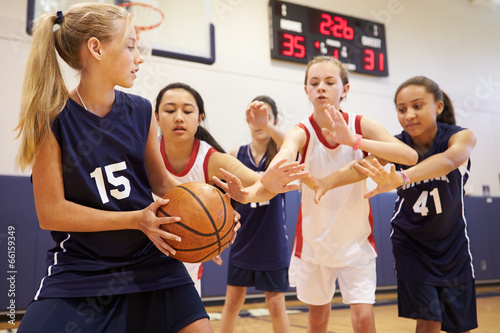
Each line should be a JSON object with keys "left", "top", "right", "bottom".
{"left": 437, "top": 91, "right": 456, "bottom": 125}
{"left": 15, "top": 13, "right": 68, "bottom": 171}
{"left": 15, "top": 3, "right": 133, "bottom": 171}
{"left": 263, "top": 140, "right": 278, "bottom": 170}
{"left": 196, "top": 126, "right": 226, "bottom": 154}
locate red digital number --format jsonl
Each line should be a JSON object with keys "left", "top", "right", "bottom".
{"left": 363, "top": 49, "right": 385, "bottom": 72}
{"left": 364, "top": 49, "right": 375, "bottom": 70}
{"left": 319, "top": 13, "right": 333, "bottom": 35}
{"left": 378, "top": 52, "right": 385, "bottom": 72}
{"left": 282, "top": 33, "right": 305, "bottom": 58}
{"left": 332, "top": 17, "right": 354, "bottom": 40}
{"left": 319, "top": 14, "right": 354, "bottom": 40}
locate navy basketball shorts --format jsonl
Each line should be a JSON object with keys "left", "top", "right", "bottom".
{"left": 227, "top": 263, "right": 289, "bottom": 292}
{"left": 397, "top": 279, "right": 478, "bottom": 333}
{"left": 17, "top": 284, "right": 208, "bottom": 333}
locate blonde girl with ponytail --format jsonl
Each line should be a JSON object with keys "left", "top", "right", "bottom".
{"left": 15, "top": 4, "right": 217, "bottom": 332}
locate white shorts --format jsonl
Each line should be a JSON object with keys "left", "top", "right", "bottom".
{"left": 289, "top": 256, "right": 376, "bottom": 306}
{"left": 184, "top": 262, "right": 202, "bottom": 296}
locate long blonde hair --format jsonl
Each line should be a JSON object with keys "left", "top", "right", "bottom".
{"left": 15, "top": 3, "right": 134, "bottom": 171}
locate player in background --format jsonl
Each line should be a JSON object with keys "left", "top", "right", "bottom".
{"left": 215, "top": 55, "right": 418, "bottom": 333}
{"left": 219, "top": 95, "right": 290, "bottom": 333}
{"left": 354, "top": 76, "right": 477, "bottom": 333}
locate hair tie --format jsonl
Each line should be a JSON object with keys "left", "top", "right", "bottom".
{"left": 55, "top": 11, "right": 64, "bottom": 25}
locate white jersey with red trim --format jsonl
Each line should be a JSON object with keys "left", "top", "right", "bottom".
{"left": 294, "top": 113, "right": 377, "bottom": 267}
{"left": 159, "top": 137, "right": 216, "bottom": 184}
{"left": 159, "top": 137, "right": 217, "bottom": 293}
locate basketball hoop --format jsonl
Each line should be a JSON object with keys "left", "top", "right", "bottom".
{"left": 119, "top": 2, "right": 165, "bottom": 60}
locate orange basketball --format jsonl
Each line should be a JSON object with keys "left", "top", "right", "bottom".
{"left": 157, "top": 182, "right": 235, "bottom": 263}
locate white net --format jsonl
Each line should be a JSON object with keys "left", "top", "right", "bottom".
{"left": 35, "top": 1, "right": 163, "bottom": 59}
{"left": 40, "top": 0, "right": 68, "bottom": 13}
{"left": 119, "top": 1, "right": 164, "bottom": 60}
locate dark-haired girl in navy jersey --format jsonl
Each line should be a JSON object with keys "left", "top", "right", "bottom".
{"left": 355, "top": 76, "right": 478, "bottom": 333}
{"left": 220, "top": 95, "right": 290, "bottom": 333}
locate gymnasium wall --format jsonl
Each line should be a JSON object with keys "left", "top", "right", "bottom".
{"left": 1, "top": 0, "right": 500, "bottom": 195}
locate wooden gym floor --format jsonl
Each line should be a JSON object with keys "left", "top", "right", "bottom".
{"left": 1, "top": 284, "right": 499, "bottom": 332}
{"left": 206, "top": 284, "right": 500, "bottom": 333}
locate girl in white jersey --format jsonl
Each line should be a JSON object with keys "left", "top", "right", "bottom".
{"left": 216, "top": 56, "right": 418, "bottom": 333}
{"left": 155, "top": 83, "right": 303, "bottom": 297}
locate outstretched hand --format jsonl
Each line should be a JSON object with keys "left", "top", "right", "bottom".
{"left": 355, "top": 158, "right": 404, "bottom": 198}
{"left": 213, "top": 169, "right": 249, "bottom": 204}
{"left": 321, "top": 104, "right": 356, "bottom": 147}
{"left": 260, "top": 158, "right": 309, "bottom": 193}
{"left": 246, "top": 101, "right": 270, "bottom": 130}
{"left": 213, "top": 159, "right": 309, "bottom": 204}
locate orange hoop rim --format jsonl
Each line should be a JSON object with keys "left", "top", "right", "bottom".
{"left": 119, "top": 2, "right": 165, "bottom": 32}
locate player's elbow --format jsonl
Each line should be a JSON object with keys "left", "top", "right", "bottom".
{"left": 35, "top": 202, "right": 62, "bottom": 230}
{"left": 394, "top": 147, "right": 418, "bottom": 166}
{"left": 37, "top": 213, "right": 53, "bottom": 230}
{"left": 405, "top": 149, "right": 419, "bottom": 166}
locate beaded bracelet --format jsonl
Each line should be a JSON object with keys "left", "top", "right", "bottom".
{"left": 399, "top": 168, "right": 410, "bottom": 187}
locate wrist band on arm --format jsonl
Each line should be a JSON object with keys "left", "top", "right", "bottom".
{"left": 399, "top": 168, "right": 410, "bottom": 186}
{"left": 353, "top": 134, "right": 363, "bottom": 150}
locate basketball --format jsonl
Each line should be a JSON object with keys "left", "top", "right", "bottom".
{"left": 157, "top": 182, "right": 235, "bottom": 263}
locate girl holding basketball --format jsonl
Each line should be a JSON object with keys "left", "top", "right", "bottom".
{"left": 14, "top": 5, "right": 303, "bottom": 332}
{"left": 219, "top": 95, "right": 290, "bottom": 333}
{"left": 216, "top": 55, "right": 418, "bottom": 333}
{"left": 15, "top": 4, "right": 214, "bottom": 332}
{"left": 354, "top": 76, "right": 478, "bottom": 333}
{"left": 154, "top": 84, "right": 304, "bottom": 299}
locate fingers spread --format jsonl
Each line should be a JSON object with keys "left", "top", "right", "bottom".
{"left": 273, "top": 158, "right": 289, "bottom": 169}
{"left": 212, "top": 176, "right": 228, "bottom": 191}
{"left": 355, "top": 163, "right": 373, "bottom": 177}
{"left": 289, "top": 170, "right": 310, "bottom": 181}
{"left": 281, "top": 183, "right": 300, "bottom": 192}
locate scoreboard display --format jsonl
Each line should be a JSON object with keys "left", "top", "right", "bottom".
{"left": 270, "top": 0, "right": 389, "bottom": 76}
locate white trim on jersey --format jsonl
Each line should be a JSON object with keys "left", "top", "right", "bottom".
{"left": 34, "top": 233, "right": 71, "bottom": 301}
{"left": 460, "top": 159, "right": 475, "bottom": 278}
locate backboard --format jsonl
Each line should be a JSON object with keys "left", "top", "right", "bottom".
{"left": 26, "top": 0, "right": 215, "bottom": 65}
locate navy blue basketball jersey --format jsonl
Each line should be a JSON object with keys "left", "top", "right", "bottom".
{"left": 34, "top": 90, "right": 190, "bottom": 300}
{"left": 229, "top": 144, "right": 289, "bottom": 270}
{"left": 392, "top": 122, "right": 474, "bottom": 286}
